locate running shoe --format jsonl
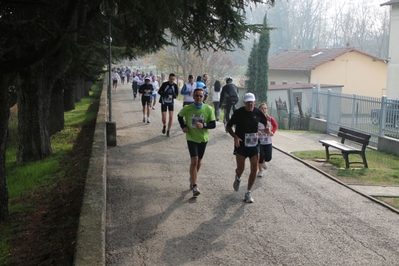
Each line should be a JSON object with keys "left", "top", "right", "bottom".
{"left": 193, "top": 186, "right": 200, "bottom": 197}
{"left": 257, "top": 169, "right": 263, "bottom": 178}
{"left": 166, "top": 130, "right": 170, "bottom": 137}
{"left": 263, "top": 162, "right": 268, "bottom": 170}
{"left": 244, "top": 191, "right": 254, "bottom": 203}
{"left": 162, "top": 125, "right": 166, "bottom": 134}
{"left": 233, "top": 175, "right": 241, "bottom": 191}
{"left": 147, "top": 117, "right": 150, "bottom": 123}
{"left": 143, "top": 117, "right": 146, "bottom": 122}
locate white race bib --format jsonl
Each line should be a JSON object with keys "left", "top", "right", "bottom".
{"left": 164, "top": 95, "right": 173, "bottom": 103}
{"left": 259, "top": 133, "right": 271, "bottom": 145}
{"left": 191, "top": 114, "right": 204, "bottom": 128}
{"left": 245, "top": 133, "right": 258, "bottom": 147}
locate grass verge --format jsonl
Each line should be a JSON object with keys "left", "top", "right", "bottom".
{"left": 0, "top": 82, "right": 101, "bottom": 265}
{"left": 292, "top": 149, "right": 399, "bottom": 210}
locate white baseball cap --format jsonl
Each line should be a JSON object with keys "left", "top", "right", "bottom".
{"left": 244, "top": 93, "right": 256, "bottom": 102}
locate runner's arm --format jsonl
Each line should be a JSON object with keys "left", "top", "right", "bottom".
{"left": 203, "top": 120, "right": 216, "bottom": 129}
{"left": 174, "top": 85, "right": 179, "bottom": 98}
{"left": 158, "top": 84, "right": 165, "bottom": 95}
{"left": 177, "top": 114, "right": 187, "bottom": 129}
{"left": 181, "top": 84, "right": 189, "bottom": 94}
{"left": 270, "top": 117, "right": 278, "bottom": 134}
{"left": 219, "top": 88, "right": 225, "bottom": 109}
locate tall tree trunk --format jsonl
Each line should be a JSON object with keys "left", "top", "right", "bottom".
{"left": 0, "top": 73, "right": 15, "bottom": 221}
{"left": 75, "top": 77, "right": 82, "bottom": 103}
{"left": 17, "top": 62, "right": 53, "bottom": 162}
{"left": 64, "top": 79, "right": 76, "bottom": 111}
{"left": 16, "top": 40, "right": 73, "bottom": 163}
{"left": 50, "top": 78, "right": 65, "bottom": 136}
{"left": 84, "top": 80, "right": 91, "bottom": 96}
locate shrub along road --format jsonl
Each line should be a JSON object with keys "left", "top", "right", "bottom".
{"left": 106, "top": 82, "right": 399, "bottom": 265}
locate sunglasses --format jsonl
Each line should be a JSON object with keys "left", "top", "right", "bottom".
{"left": 194, "top": 95, "right": 204, "bottom": 97}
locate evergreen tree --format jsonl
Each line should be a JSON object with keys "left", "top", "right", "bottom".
{"left": 255, "top": 15, "right": 271, "bottom": 104}
{"left": 245, "top": 39, "right": 258, "bottom": 92}
{"left": 245, "top": 14, "right": 271, "bottom": 104}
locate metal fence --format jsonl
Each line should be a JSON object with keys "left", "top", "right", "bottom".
{"left": 311, "top": 89, "right": 399, "bottom": 147}
{"left": 267, "top": 88, "right": 399, "bottom": 147}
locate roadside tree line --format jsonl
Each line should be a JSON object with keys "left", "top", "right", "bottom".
{"left": 243, "top": 0, "right": 389, "bottom": 61}
{"left": 0, "top": 0, "right": 276, "bottom": 221}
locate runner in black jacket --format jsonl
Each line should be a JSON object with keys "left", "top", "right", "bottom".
{"left": 219, "top": 77, "right": 239, "bottom": 123}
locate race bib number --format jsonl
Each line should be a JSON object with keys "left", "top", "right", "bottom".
{"left": 259, "top": 133, "right": 271, "bottom": 145}
{"left": 164, "top": 95, "right": 173, "bottom": 103}
{"left": 245, "top": 133, "right": 258, "bottom": 147}
{"left": 191, "top": 114, "right": 204, "bottom": 128}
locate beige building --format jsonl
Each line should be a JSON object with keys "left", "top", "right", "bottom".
{"left": 268, "top": 48, "right": 388, "bottom": 98}
{"left": 381, "top": 0, "right": 399, "bottom": 99}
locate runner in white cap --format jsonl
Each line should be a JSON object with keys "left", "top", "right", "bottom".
{"left": 225, "top": 92, "right": 268, "bottom": 203}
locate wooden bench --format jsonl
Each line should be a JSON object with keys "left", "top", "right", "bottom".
{"left": 319, "top": 127, "right": 371, "bottom": 168}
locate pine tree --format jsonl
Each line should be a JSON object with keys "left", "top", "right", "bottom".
{"left": 245, "top": 39, "right": 258, "bottom": 92}
{"left": 245, "top": 14, "right": 271, "bottom": 104}
{"left": 255, "top": 15, "right": 271, "bottom": 104}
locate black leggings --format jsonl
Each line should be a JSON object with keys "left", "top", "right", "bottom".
{"left": 259, "top": 144, "right": 272, "bottom": 163}
{"left": 213, "top": 101, "right": 220, "bottom": 120}
{"left": 187, "top": 140, "right": 208, "bottom": 159}
{"left": 225, "top": 97, "right": 239, "bottom": 123}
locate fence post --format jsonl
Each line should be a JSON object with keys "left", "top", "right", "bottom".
{"left": 379, "top": 95, "right": 387, "bottom": 137}
{"left": 351, "top": 94, "right": 356, "bottom": 128}
{"left": 326, "top": 89, "right": 332, "bottom": 134}
{"left": 288, "top": 88, "right": 294, "bottom": 130}
{"left": 312, "top": 87, "right": 317, "bottom": 118}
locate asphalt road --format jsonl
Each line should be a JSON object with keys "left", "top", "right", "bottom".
{"left": 106, "top": 82, "right": 399, "bottom": 265}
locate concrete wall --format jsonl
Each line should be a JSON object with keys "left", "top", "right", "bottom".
{"left": 74, "top": 81, "right": 107, "bottom": 266}
{"left": 269, "top": 69, "right": 311, "bottom": 85}
{"left": 309, "top": 117, "right": 327, "bottom": 133}
{"left": 378, "top": 136, "right": 399, "bottom": 156}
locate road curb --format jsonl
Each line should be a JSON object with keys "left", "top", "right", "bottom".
{"left": 273, "top": 145, "right": 399, "bottom": 215}
{"left": 73, "top": 80, "right": 107, "bottom": 265}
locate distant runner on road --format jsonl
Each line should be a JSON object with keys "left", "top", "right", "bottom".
{"left": 158, "top": 73, "right": 179, "bottom": 137}
{"left": 139, "top": 77, "right": 154, "bottom": 124}
{"left": 219, "top": 77, "right": 239, "bottom": 124}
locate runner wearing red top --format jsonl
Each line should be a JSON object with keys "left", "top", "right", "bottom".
{"left": 257, "top": 103, "right": 278, "bottom": 178}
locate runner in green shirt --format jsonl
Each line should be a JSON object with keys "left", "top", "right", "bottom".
{"left": 177, "top": 88, "right": 216, "bottom": 197}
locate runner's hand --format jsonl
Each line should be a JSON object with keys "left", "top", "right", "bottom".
{"left": 195, "top": 122, "right": 204, "bottom": 129}
{"left": 234, "top": 136, "right": 242, "bottom": 148}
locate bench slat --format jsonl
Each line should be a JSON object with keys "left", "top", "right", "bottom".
{"left": 338, "top": 132, "right": 370, "bottom": 145}
{"left": 319, "top": 140, "right": 360, "bottom": 152}
{"left": 339, "top": 127, "right": 371, "bottom": 139}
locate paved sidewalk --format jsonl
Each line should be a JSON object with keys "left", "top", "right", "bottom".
{"left": 105, "top": 82, "right": 399, "bottom": 265}
{"left": 272, "top": 130, "right": 399, "bottom": 198}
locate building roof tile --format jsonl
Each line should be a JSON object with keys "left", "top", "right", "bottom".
{"left": 269, "top": 48, "right": 385, "bottom": 71}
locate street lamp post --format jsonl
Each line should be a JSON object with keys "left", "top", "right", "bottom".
{"left": 107, "top": 18, "right": 112, "bottom": 122}
{"left": 100, "top": 0, "right": 118, "bottom": 146}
